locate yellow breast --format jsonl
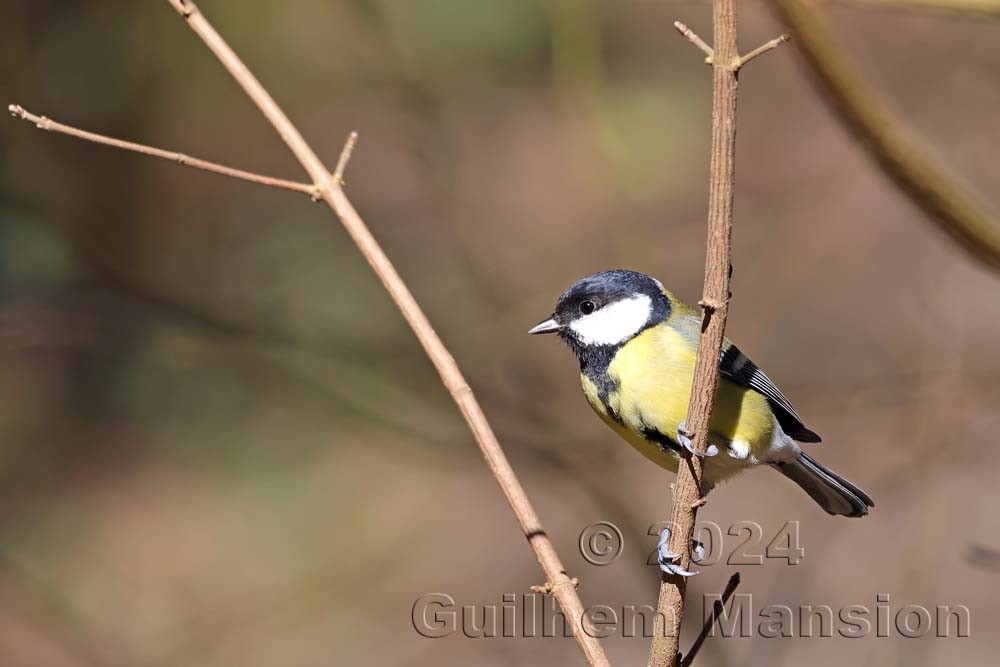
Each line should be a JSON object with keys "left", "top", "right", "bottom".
{"left": 580, "top": 324, "right": 774, "bottom": 474}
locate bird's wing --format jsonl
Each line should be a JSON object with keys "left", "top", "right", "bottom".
{"left": 668, "top": 312, "right": 820, "bottom": 442}
{"left": 718, "top": 342, "right": 821, "bottom": 442}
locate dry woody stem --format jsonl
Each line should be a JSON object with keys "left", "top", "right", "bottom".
{"left": 772, "top": 0, "right": 1000, "bottom": 272}
{"left": 160, "top": 1, "right": 610, "bottom": 664}
{"left": 11, "top": 1, "right": 611, "bottom": 664}
{"left": 649, "top": 3, "right": 785, "bottom": 667}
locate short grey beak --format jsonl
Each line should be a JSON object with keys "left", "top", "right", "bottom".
{"left": 528, "top": 317, "right": 560, "bottom": 335}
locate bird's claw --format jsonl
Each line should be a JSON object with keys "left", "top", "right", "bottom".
{"left": 691, "top": 539, "right": 706, "bottom": 562}
{"left": 661, "top": 560, "right": 698, "bottom": 577}
{"left": 677, "top": 420, "right": 718, "bottom": 457}
{"left": 657, "top": 527, "right": 700, "bottom": 577}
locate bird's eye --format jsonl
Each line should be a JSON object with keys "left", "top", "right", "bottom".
{"left": 579, "top": 300, "right": 596, "bottom": 315}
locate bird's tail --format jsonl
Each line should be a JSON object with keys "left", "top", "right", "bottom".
{"left": 775, "top": 452, "right": 874, "bottom": 518}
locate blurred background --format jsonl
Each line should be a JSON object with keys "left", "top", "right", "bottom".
{"left": 2, "top": 1, "right": 999, "bottom": 665}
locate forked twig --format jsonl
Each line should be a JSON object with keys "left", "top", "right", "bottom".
{"left": 674, "top": 21, "right": 788, "bottom": 71}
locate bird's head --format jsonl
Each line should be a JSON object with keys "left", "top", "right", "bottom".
{"left": 529, "top": 269, "right": 672, "bottom": 356}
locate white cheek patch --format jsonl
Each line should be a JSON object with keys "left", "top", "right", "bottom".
{"left": 569, "top": 295, "right": 652, "bottom": 346}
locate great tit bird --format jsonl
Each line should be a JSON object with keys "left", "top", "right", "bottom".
{"left": 530, "top": 270, "right": 873, "bottom": 573}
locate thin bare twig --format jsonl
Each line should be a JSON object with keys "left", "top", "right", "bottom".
{"left": 679, "top": 573, "right": 741, "bottom": 667}
{"left": 771, "top": 0, "right": 1000, "bottom": 272}
{"left": 332, "top": 131, "right": 358, "bottom": 186}
{"left": 650, "top": 1, "right": 780, "bottom": 665}
{"left": 674, "top": 22, "right": 787, "bottom": 71}
{"left": 157, "top": 0, "right": 609, "bottom": 664}
{"left": 7, "top": 104, "right": 317, "bottom": 198}
{"left": 673, "top": 21, "right": 714, "bottom": 63}
{"left": 739, "top": 34, "right": 790, "bottom": 68}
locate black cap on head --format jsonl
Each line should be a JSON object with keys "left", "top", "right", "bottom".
{"left": 552, "top": 270, "right": 664, "bottom": 320}
{"left": 529, "top": 270, "right": 670, "bottom": 350}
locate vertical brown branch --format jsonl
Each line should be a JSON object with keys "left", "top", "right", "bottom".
{"left": 649, "top": 3, "right": 785, "bottom": 666}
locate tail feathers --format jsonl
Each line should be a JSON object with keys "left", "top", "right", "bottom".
{"left": 776, "top": 452, "right": 874, "bottom": 518}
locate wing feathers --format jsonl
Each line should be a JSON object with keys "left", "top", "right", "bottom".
{"left": 666, "top": 314, "right": 821, "bottom": 443}
{"left": 719, "top": 344, "right": 821, "bottom": 442}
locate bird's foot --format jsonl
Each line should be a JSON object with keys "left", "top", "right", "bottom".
{"left": 677, "top": 420, "right": 718, "bottom": 457}
{"left": 657, "top": 527, "right": 704, "bottom": 577}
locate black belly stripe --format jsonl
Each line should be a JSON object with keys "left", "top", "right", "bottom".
{"left": 579, "top": 346, "right": 620, "bottom": 405}
{"left": 592, "top": 388, "right": 624, "bottom": 426}
{"left": 640, "top": 426, "right": 681, "bottom": 453}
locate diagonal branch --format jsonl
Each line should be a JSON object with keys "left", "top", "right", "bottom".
{"left": 833, "top": 0, "right": 1000, "bottom": 18}
{"left": 6, "top": 4, "right": 611, "bottom": 665}
{"left": 771, "top": 0, "right": 1000, "bottom": 272}
{"left": 679, "top": 573, "right": 741, "bottom": 667}
{"left": 8, "top": 104, "right": 317, "bottom": 198}
{"left": 158, "top": 0, "right": 609, "bottom": 664}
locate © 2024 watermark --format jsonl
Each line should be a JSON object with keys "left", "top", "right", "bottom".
{"left": 579, "top": 519, "right": 805, "bottom": 567}
{"left": 412, "top": 520, "right": 971, "bottom": 640}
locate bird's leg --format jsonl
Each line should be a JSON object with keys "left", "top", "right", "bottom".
{"left": 657, "top": 526, "right": 703, "bottom": 577}
{"left": 677, "top": 420, "right": 718, "bottom": 457}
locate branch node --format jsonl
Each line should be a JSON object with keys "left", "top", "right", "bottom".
{"left": 697, "top": 297, "right": 726, "bottom": 312}
{"left": 10, "top": 104, "right": 51, "bottom": 130}
{"left": 737, "top": 33, "right": 790, "bottom": 69}
{"left": 448, "top": 382, "right": 473, "bottom": 398}
{"left": 332, "top": 130, "right": 359, "bottom": 187}
{"left": 170, "top": 0, "right": 197, "bottom": 19}
{"left": 531, "top": 577, "right": 579, "bottom": 595}
{"left": 690, "top": 497, "right": 707, "bottom": 510}
{"left": 673, "top": 21, "right": 714, "bottom": 63}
